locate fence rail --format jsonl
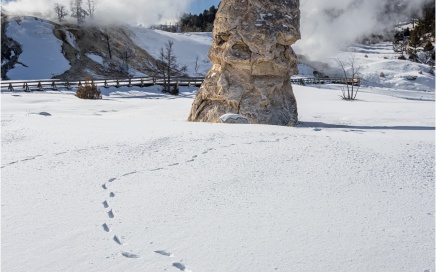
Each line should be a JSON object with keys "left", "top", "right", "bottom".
{"left": 290, "top": 77, "right": 361, "bottom": 86}
{"left": 0, "top": 76, "right": 205, "bottom": 92}
{"left": 1, "top": 76, "right": 360, "bottom": 92}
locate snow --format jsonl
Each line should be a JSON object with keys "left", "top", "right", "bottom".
{"left": 127, "top": 26, "right": 212, "bottom": 76}
{"left": 1, "top": 82, "right": 434, "bottom": 271}
{"left": 86, "top": 53, "right": 104, "bottom": 65}
{"left": 1, "top": 19, "right": 435, "bottom": 272}
{"left": 65, "top": 30, "right": 79, "bottom": 50}
{"left": 219, "top": 113, "right": 249, "bottom": 123}
{"left": 5, "top": 17, "right": 71, "bottom": 80}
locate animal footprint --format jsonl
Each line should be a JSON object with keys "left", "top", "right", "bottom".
{"left": 173, "top": 262, "right": 191, "bottom": 271}
{"left": 102, "top": 223, "right": 110, "bottom": 232}
{"left": 109, "top": 192, "right": 115, "bottom": 197}
{"left": 108, "top": 178, "right": 116, "bottom": 182}
{"left": 122, "top": 251, "right": 139, "bottom": 258}
{"left": 113, "top": 235, "right": 123, "bottom": 245}
{"left": 108, "top": 209, "right": 115, "bottom": 218}
{"left": 102, "top": 201, "right": 109, "bottom": 208}
{"left": 154, "top": 250, "right": 173, "bottom": 257}
{"left": 102, "top": 183, "right": 108, "bottom": 190}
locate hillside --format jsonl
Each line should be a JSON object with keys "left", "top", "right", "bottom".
{"left": 1, "top": 16, "right": 212, "bottom": 80}
{"left": 2, "top": 15, "right": 434, "bottom": 96}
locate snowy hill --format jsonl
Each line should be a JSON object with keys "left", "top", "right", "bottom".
{"left": 2, "top": 15, "right": 434, "bottom": 96}
{"left": 1, "top": 16, "right": 213, "bottom": 80}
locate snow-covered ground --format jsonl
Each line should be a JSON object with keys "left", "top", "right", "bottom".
{"left": 1, "top": 83, "right": 434, "bottom": 272}
{"left": 2, "top": 16, "right": 435, "bottom": 272}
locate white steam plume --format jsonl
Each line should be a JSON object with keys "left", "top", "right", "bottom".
{"left": 1, "top": 0, "right": 195, "bottom": 26}
{"left": 294, "top": 0, "right": 430, "bottom": 60}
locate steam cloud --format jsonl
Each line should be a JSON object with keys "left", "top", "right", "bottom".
{"left": 1, "top": 0, "right": 195, "bottom": 26}
{"left": 2, "top": 0, "right": 431, "bottom": 60}
{"left": 295, "top": 0, "right": 430, "bottom": 60}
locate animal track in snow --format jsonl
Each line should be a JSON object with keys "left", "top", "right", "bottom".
{"left": 102, "top": 201, "right": 109, "bottom": 208}
{"left": 154, "top": 250, "right": 173, "bottom": 257}
{"left": 108, "top": 178, "right": 116, "bottom": 182}
{"left": 168, "top": 163, "right": 179, "bottom": 167}
{"left": 102, "top": 183, "right": 108, "bottom": 190}
{"left": 109, "top": 192, "right": 115, "bottom": 197}
{"left": 173, "top": 262, "right": 191, "bottom": 271}
{"left": 108, "top": 210, "right": 115, "bottom": 218}
{"left": 102, "top": 223, "right": 110, "bottom": 232}
{"left": 113, "top": 235, "right": 123, "bottom": 245}
{"left": 122, "top": 251, "right": 139, "bottom": 258}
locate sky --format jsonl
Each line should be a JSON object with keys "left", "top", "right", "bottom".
{"left": 189, "top": 0, "right": 220, "bottom": 14}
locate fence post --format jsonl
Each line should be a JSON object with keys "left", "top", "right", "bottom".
{"left": 23, "top": 82, "right": 30, "bottom": 92}
{"left": 65, "top": 80, "right": 71, "bottom": 90}
{"left": 51, "top": 81, "right": 58, "bottom": 90}
{"left": 104, "top": 80, "right": 109, "bottom": 88}
{"left": 8, "top": 83, "right": 14, "bottom": 92}
{"left": 37, "top": 82, "right": 43, "bottom": 91}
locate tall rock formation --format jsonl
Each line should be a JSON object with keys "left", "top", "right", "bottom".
{"left": 188, "top": 0, "right": 300, "bottom": 126}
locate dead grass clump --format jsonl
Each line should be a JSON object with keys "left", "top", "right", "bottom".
{"left": 76, "top": 76, "right": 102, "bottom": 99}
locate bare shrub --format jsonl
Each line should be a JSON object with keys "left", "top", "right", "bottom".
{"left": 336, "top": 55, "right": 361, "bottom": 101}
{"left": 76, "top": 76, "right": 102, "bottom": 99}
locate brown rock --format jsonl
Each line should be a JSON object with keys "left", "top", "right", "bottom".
{"left": 188, "top": 0, "right": 300, "bottom": 126}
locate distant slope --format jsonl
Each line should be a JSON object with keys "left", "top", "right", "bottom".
{"left": 1, "top": 15, "right": 212, "bottom": 80}
{"left": 2, "top": 15, "right": 434, "bottom": 94}
{"left": 4, "top": 16, "right": 70, "bottom": 80}
{"left": 127, "top": 26, "right": 212, "bottom": 76}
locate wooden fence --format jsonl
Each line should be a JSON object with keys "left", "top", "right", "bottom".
{"left": 0, "top": 76, "right": 204, "bottom": 92}
{"left": 290, "top": 77, "right": 361, "bottom": 86}
{"left": 1, "top": 76, "right": 360, "bottom": 92}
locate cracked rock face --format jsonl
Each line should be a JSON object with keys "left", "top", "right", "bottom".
{"left": 188, "top": 0, "right": 300, "bottom": 126}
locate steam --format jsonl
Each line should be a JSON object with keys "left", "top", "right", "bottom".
{"left": 2, "top": 0, "right": 431, "bottom": 60}
{"left": 1, "top": 0, "right": 194, "bottom": 26}
{"left": 294, "top": 0, "right": 430, "bottom": 60}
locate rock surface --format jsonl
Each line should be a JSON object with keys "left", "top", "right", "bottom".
{"left": 188, "top": 0, "right": 300, "bottom": 126}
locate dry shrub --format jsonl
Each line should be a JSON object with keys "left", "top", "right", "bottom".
{"left": 76, "top": 76, "right": 102, "bottom": 99}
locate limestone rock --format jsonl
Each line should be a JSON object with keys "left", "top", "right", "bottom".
{"left": 188, "top": 0, "right": 300, "bottom": 126}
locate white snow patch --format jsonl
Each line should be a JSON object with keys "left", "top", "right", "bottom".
{"left": 5, "top": 17, "right": 70, "bottom": 80}
{"left": 86, "top": 53, "right": 104, "bottom": 65}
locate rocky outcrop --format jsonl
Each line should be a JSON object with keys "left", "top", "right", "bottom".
{"left": 188, "top": 0, "right": 301, "bottom": 126}
{"left": 1, "top": 16, "right": 23, "bottom": 80}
